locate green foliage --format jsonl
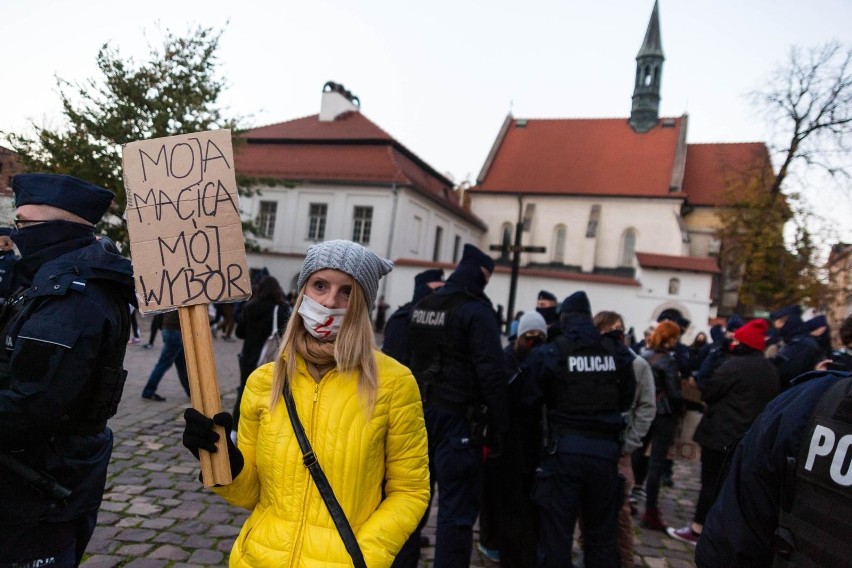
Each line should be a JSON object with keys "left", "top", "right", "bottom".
{"left": 4, "top": 25, "right": 245, "bottom": 249}
{"left": 719, "top": 41, "right": 849, "bottom": 316}
{"left": 718, "top": 175, "right": 825, "bottom": 314}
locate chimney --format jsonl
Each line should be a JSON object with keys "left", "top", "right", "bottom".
{"left": 319, "top": 81, "right": 360, "bottom": 122}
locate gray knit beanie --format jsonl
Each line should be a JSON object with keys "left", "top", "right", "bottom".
{"left": 297, "top": 240, "right": 394, "bottom": 308}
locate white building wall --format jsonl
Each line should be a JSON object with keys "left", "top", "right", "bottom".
{"left": 470, "top": 194, "right": 686, "bottom": 269}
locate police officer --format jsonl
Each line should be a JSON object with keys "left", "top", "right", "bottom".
{"left": 406, "top": 244, "right": 509, "bottom": 567}
{"left": 381, "top": 268, "right": 444, "bottom": 365}
{"left": 696, "top": 369, "right": 852, "bottom": 567}
{"left": 0, "top": 174, "right": 136, "bottom": 566}
{"left": 535, "top": 289, "right": 560, "bottom": 340}
{"left": 524, "top": 291, "right": 636, "bottom": 567}
{"left": 770, "top": 305, "right": 823, "bottom": 390}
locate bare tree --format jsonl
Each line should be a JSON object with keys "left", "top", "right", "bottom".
{"left": 753, "top": 42, "right": 852, "bottom": 196}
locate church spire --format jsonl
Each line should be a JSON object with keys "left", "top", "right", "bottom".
{"left": 629, "top": 0, "right": 664, "bottom": 132}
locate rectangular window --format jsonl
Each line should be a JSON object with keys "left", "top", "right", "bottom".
{"left": 257, "top": 201, "right": 277, "bottom": 239}
{"left": 352, "top": 206, "right": 373, "bottom": 244}
{"left": 453, "top": 236, "right": 461, "bottom": 263}
{"left": 433, "top": 227, "right": 443, "bottom": 261}
{"left": 308, "top": 203, "right": 327, "bottom": 241}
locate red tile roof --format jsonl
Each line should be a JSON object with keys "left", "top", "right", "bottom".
{"left": 681, "top": 143, "right": 773, "bottom": 206}
{"left": 635, "top": 252, "right": 720, "bottom": 274}
{"left": 474, "top": 117, "right": 686, "bottom": 198}
{"left": 243, "top": 112, "right": 394, "bottom": 142}
{"left": 236, "top": 113, "right": 487, "bottom": 229}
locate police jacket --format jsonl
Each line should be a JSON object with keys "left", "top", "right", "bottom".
{"left": 406, "top": 272, "right": 510, "bottom": 433}
{"left": 0, "top": 238, "right": 135, "bottom": 526}
{"left": 774, "top": 317, "right": 822, "bottom": 390}
{"left": 692, "top": 348, "right": 780, "bottom": 453}
{"left": 696, "top": 371, "right": 852, "bottom": 568}
{"left": 523, "top": 315, "right": 635, "bottom": 456}
{"left": 381, "top": 301, "right": 414, "bottom": 365}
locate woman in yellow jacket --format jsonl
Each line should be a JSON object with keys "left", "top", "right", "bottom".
{"left": 183, "top": 240, "right": 430, "bottom": 567}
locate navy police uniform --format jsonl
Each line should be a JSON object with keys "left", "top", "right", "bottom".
{"left": 770, "top": 306, "right": 823, "bottom": 390}
{"left": 696, "top": 370, "right": 852, "bottom": 567}
{"left": 0, "top": 174, "right": 135, "bottom": 566}
{"left": 522, "top": 292, "right": 635, "bottom": 567}
{"left": 406, "top": 245, "right": 509, "bottom": 567}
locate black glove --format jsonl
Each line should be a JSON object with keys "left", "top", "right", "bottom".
{"left": 183, "top": 408, "right": 244, "bottom": 478}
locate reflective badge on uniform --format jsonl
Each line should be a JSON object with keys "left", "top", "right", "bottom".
{"left": 801, "top": 416, "right": 852, "bottom": 493}
{"left": 410, "top": 308, "right": 450, "bottom": 329}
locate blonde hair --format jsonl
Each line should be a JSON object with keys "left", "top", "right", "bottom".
{"left": 269, "top": 278, "right": 379, "bottom": 413}
{"left": 648, "top": 320, "right": 681, "bottom": 350}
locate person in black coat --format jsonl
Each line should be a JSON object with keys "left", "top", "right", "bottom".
{"left": 233, "top": 275, "right": 291, "bottom": 427}
{"left": 667, "top": 319, "right": 780, "bottom": 545}
{"left": 405, "top": 244, "right": 509, "bottom": 567}
{"left": 479, "top": 311, "right": 548, "bottom": 566}
{"left": 0, "top": 174, "right": 136, "bottom": 565}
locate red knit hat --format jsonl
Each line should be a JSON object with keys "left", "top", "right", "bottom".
{"left": 734, "top": 319, "right": 768, "bottom": 351}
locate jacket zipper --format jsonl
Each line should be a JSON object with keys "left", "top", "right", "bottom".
{"left": 289, "top": 380, "right": 322, "bottom": 566}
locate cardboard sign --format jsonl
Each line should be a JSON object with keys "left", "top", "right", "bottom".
{"left": 122, "top": 129, "right": 251, "bottom": 313}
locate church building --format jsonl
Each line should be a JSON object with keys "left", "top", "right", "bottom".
{"left": 467, "top": 0, "right": 772, "bottom": 336}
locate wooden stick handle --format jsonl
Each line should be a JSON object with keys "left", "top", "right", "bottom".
{"left": 179, "top": 304, "right": 233, "bottom": 487}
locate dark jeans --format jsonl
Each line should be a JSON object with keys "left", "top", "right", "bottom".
{"left": 147, "top": 313, "right": 164, "bottom": 346}
{"left": 0, "top": 512, "right": 97, "bottom": 565}
{"left": 533, "top": 452, "right": 621, "bottom": 567}
{"left": 142, "top": 328, "right": 190, "bottom": 398}
{"left": 481, "top": 431, "right": 539, "bottom": 567}
{"left": 634, "top": 414, "right": 677, "bottom": 510}
{"left": 695, "top": 446, "right": 727, "bottom": 525}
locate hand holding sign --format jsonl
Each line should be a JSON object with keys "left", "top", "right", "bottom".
{"left": 123, "top": 129, "right": 251, "bottom": 486}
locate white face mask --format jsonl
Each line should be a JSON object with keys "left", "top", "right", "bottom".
{"left": 298, "top": 295, "right": 347, "bottom": 340}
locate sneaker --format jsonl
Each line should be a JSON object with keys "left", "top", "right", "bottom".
{"left": 142, "top": 393, "right": 166, "bottom": 402}
{"left": 477, "top": 543, "right": 501, "bottom": 562}
{"left": 128, "top": 337, "right": 141, "bottom": 345}
{"left": 667, "top": 525, "right": 700, "bottom": 545}
{"left": 641, "top": 508, "right": 667, "bottom": 532}
{"left": 142, "top": 343, "right": 154, "bottom": 350}
{"left": 631, "top": 486, "right": 647, "bottom": 501}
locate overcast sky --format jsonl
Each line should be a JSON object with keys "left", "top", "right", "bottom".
{"left": 2, "top": 0, "right": 850, "bottom": 241}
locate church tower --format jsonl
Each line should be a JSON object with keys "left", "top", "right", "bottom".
{"left": 629, "top": 1, "right": 664, "bottom": 132}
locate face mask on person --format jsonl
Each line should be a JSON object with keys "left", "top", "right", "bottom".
{"left": 9, "top": 220, "right": 92, "bottom": 258}
{"left": 604, "top": 329, "right": 626, "bottom": 345}
{"left": 536, "top": 306, "right": 558, "bottom": 325}
{"left": 298, "top": 294, "right": 346, "bottom": 340}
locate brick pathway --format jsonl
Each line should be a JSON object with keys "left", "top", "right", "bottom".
{"left": 80, "top": 320, "right": 698, "bottom": 567}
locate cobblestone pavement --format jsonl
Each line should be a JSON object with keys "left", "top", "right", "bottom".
{"left": 80, "top": 320, "right": 699, "bottom": 567}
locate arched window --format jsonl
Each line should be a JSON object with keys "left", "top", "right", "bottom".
{"left": 499, "top": 223, "right": 512, "bottom": 261}
{"left": 668, "top": 278, "right": 680, "bottom": 295}
{"left": 620, "top": 229, "right": 637, "bottom": 267}
{"left": 552, "top": 225, "right": 566, "bottom": 263}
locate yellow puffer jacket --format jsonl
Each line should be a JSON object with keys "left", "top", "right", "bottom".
{"left": 213, "top": 351, "right": 430, "bottom": 567}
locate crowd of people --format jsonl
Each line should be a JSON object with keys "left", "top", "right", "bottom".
{"left": 1, "top": 172, "right": 851, "bottom": 567}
